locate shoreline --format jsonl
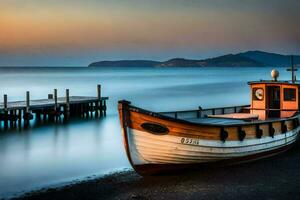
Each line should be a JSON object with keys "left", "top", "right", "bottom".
{"left": 16, "top": 141, "right": 300, "bottom": 200}
{"left": 3, "top": 168, "right": 130, "bottom": 200}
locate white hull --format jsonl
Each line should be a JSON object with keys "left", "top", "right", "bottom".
{"left": 126, "top": 127, "right": 299, "bottom": 165}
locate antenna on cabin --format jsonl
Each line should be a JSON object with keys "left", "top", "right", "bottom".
{"left": 287, "top": 55, "right": 297, "bottom": 83}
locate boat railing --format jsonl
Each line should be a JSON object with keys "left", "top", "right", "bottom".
{"left": 125, "top": 102, "right": 299, "bottom": 127}
{"left": 159, "top": 105, "right": 250, "bottom": 120}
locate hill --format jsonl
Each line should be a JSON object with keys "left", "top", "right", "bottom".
{"left": 89, "top": 60, "right": 160, "bottom": 68}
{"left": 238, "top": 51, "right": 300, "bottom": 67}
{"left": 89, "top": 51, "right": 300, "bottom": 68}
{"left": 156, "top": 54, "right": 265, "bottom": 67}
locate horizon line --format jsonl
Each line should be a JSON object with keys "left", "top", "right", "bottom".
{"left": 0, "top": 50, "right": 298, "bottom": 67}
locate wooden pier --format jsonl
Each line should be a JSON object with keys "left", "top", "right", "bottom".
{"left": 0, "top": 85, "right": 108, "bottom": 131}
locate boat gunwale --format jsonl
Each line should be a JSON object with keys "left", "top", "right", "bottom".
{"left": 119, "top": 100, "right": 300, "bottom": 128}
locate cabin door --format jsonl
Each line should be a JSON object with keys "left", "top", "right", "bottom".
{"left": 267, "top": 86, "right": 281, "bottom": 118}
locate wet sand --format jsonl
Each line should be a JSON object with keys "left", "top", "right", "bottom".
{"left": 17, "top": 141, "right": 300, "bottom": 200}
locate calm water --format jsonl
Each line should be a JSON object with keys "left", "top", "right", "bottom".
{"left": 0, "top": 66, "right": 290, "bottom": 198}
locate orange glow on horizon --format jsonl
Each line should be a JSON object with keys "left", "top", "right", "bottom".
{"left": 0, "top": 0, "right": 299, "bottom": 63}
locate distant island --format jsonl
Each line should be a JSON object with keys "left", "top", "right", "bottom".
{"left": 89, "top": 51, "right": 300, "bottom": 68}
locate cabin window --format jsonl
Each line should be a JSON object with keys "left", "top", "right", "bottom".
{"left": 284, "top": 88, "right": 296, "bottom": 101}
{"left": 252, "top": 88, "right": 264, "bottom": 100}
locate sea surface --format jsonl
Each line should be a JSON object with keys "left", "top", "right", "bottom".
{"left": 0, "top": 66, "right": 291, "bottom": 198}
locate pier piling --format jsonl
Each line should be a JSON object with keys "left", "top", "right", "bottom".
{"left": 4, "top": 94, "right": 7, "bottom": 111}
{"left": 3, "top": 94, "right": 8, "bottom": 130}
{"left": 24, "top": 91, "right": 31, "bottom": 128}
{"left": 64, "top": 89, "right": 70, "bottom": 122}
{"left": 97, "top": 84, "right": 101, "bottom": 99}
{"left": 96, "top": 84, "right": 101, "bottom": 118}
{"left": 26, "top": 91, "right": 30, "bottom": 113}
{"left": 54, "top": 89, "right": 58, "bottom": 122}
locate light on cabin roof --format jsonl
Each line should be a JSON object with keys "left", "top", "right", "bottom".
{"left": 271, "top": 69, "right": 279, "bottom": 81}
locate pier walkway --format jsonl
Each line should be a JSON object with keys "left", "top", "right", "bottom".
{"left": 0, "top": 85, "right": 108, "bottom": 131}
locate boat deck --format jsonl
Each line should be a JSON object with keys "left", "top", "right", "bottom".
{"left": 159, "top": 104, "right": 293, "bottom": 126}
{"left": 185, "top": 116, "right": 291, "bottom": 126}
{"left": 185, "top": 117, "right": 249, "bottom": 125}
{"left": 207, "top": 113, "right": 259, "bottom": 120}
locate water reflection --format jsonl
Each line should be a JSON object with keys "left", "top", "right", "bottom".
{"left": 0, "top": 116, "right": 129, "bottom": 198}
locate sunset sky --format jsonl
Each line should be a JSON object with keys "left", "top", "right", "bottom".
{"left": 0, "top": 0, "right": 299, "bottom": 66}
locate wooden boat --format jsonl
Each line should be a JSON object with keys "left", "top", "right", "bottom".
{"left": 118, "top": 66, "right": 300, "bottom": 175}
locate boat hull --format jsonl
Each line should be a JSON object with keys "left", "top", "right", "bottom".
{"left": 125, "top": 127, "right": 297, "bottom": 175}
{"left": 118, "top": 101, "right": 300, "bottom": 175}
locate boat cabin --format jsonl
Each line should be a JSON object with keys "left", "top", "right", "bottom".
{"left": 248, "top": 70, "right": 299, "bottom": 120}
